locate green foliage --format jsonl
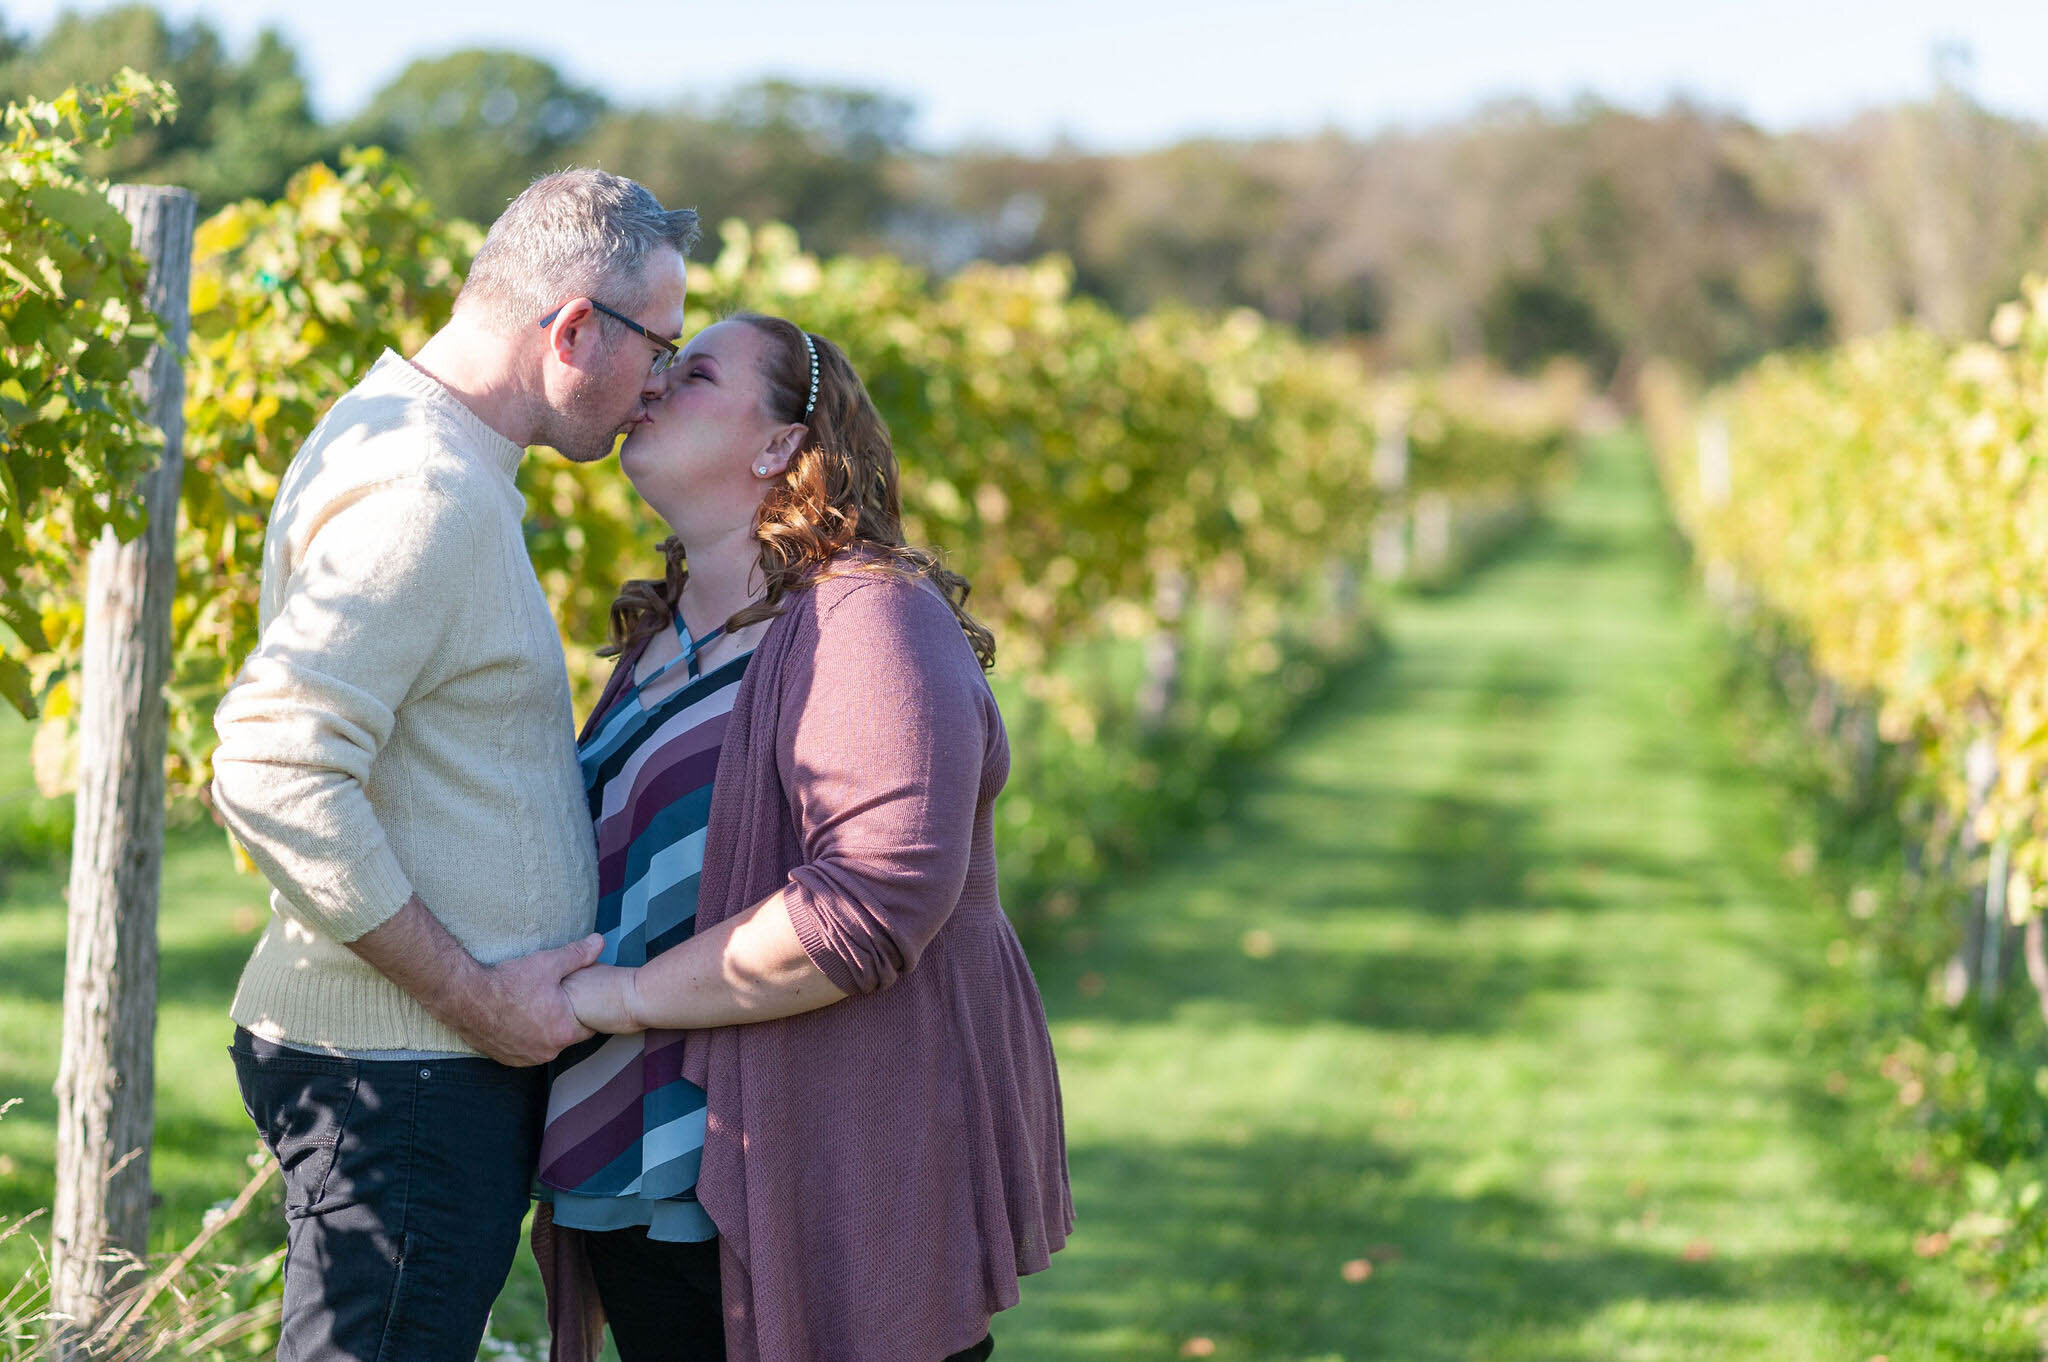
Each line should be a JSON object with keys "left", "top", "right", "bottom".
{"left": 0, "top": 68, "right": 175, "bottom": 718}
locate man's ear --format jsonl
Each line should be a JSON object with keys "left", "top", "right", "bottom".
{"left": 544, "top": 298, "right": 599, "bottom": 364}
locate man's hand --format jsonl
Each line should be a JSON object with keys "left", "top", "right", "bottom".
{"left": 563, "top": 963, "right": 648, "bottom": 1036}
{"left": 345, "top": 896, "right": 604, "bottom": 1066}
{"left": 462, "top": 934, "right": 608, "bottom": 1066}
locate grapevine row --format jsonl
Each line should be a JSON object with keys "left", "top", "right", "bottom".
{"left": 10, "top": 97, "right": 1580, "bottom": 899}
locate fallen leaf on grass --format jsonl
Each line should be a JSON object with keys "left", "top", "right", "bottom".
{"left": 1341, "top": 1259, "right": 1372, "bottom": 1282}
{"left": 1241, "top": 929, "right": 1275, "bottom": 958}
{"left": 1913, "top": 1231, "right": 1950, "bottom": 1258}
{"left": 1179, "top": 1339, "right": 1216, "bottom": 1358}
{"left": 1076, "top": 972, "right": 1105, "bottom": 998}
{"left": 1679, "top": 1239, "right": 1715, "bottom": 1262}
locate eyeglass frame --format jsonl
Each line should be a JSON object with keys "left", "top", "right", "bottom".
{"left": 537, "top": 299, "right": 682, "bottom": 375}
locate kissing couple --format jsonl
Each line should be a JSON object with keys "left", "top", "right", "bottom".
{"left": 211, "top": 168, "right": 1072, "bottom": 1362}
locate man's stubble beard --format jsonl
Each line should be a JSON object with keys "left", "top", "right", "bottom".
{"left": 545, "top": 364, "right": 634, "bottom": 464}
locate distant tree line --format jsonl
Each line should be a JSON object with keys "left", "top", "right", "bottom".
{"left": 9, "top": 3, "right": 2047, "bottom": 379}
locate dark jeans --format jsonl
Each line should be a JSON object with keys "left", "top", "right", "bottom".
{"left": 230, "top": 1027, "right": 547, "bottom": 1362}
{"left": 584, "top": 1225, "right": 996, "bottom": 1362}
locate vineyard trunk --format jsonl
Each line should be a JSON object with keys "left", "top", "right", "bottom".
{"left": 50, "top": 184, "right": 195, "bottom": 1359}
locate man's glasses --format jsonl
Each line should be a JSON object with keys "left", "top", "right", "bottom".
{"left": 538, "top": 300, "right": 682, "bottom": 375}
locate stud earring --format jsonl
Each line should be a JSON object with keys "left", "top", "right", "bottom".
{"left": 756, "top": 466, "right": 769, "bottom": 476}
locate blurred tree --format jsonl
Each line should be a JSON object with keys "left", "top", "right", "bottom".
{"left": 347, "top": 49, "right": 606, "bottom": 222}
{"left": 570, "top": 79, "right": 912, "bottom": 255}
{"left": 1482, "top": 268, "right": 1616, "bottom": 374}
{"left": 0, "top": 4, "right": 324, "bottom": 209}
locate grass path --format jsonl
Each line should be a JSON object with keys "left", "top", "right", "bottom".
{"left": 997, "top": 438, "right": 2012, "bottom": 1361}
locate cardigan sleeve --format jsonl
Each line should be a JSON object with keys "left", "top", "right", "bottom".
{"left": 210, "top": 479, "right": 476, "bottom": 943}
{"left": 779, "top": 577, "right": 990, "bottom": 996}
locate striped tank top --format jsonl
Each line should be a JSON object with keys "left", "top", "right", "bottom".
{"left": 537, "top": 638, "right": 750, "bottom": 1242}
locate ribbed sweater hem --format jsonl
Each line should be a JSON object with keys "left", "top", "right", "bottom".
{"left": 229, "top": 933, "right": 479, "bottom": 1054}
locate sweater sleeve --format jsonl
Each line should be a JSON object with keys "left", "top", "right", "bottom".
{"left": 210, "top": 479, "right": 476, "bottom": 943}
{"left": 780, "top": 578, "right": 990, "bottom": 996}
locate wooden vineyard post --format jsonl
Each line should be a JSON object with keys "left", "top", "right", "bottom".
{"left": 1982, "top": 836, "right": 2012, "bottom": 1009}
{"left": 1369, "top": 411, "right": 1409, "bottom": 582}
{"left": 49, "top": 184, "right": 195, "bottom": 1357}
{"left": 1136, "top": 570, "right": 1188, "bottom": 735}
{"left": 1942, "top": 734, "right": 2000, "bottom": 1010}
{"left": 1696, "top": 412, "right": 1738, "bottom": 606}
{"left": 1412, "top": 490, "right": 1453, "bottom": 580}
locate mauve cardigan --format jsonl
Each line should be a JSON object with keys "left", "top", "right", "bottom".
{"left": 538, "top": 566, "right": 1072, "bottom": 1362}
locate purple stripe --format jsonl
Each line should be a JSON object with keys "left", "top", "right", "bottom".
{"left": 540, "top": 1108, "right": 642, "bottom": 1189}
{"left": 539, "top": 1051, "right": 646, "bottom": 1162}
{"left": 537, "top": 1036, "right": 689, "bottom": 1186}
{"left": 643, "top": 1030, "right": 686, "bottom": 1085}
{"left": 595, "top": 748, "right": 724, "bottom": 888}
{"left": 594, "top": 715, "right": 729, "bottom": 860}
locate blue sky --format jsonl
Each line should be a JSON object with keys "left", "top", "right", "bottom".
{"left": 12, "top": 0, "right": 2048, "bottom": 149}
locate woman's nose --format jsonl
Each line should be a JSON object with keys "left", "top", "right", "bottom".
{"left": 642, "top": 364, "right": 675, "bottom": 404}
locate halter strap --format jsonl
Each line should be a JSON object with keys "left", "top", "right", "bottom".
{"left": 631, "top": 611, "right": 727, "bottom": 698}
{"left": 673, "top": 612, "right": 726, "bottom": 681}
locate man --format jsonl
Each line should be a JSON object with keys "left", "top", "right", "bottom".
{"left": 211, "top": 168, "right": 698, "bottom": 1362}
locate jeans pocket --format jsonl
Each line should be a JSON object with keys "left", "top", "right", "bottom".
{"left": 234, "top": 1050, "right": 360, "bottom": 1218}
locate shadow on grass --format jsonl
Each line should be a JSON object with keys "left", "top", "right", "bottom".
{"left": 1013, "top": 1129, "right": 1915, "bottom": 1362}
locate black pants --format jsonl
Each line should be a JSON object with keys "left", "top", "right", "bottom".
{"left": 584, "top": 1225, "right": 996, "bottom": 1362}
{"left": 230, "top": 1027, "right": 547, "bottom": 1362}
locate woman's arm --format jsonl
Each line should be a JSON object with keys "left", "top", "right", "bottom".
{"left": 564, "top": 574, "right": 992, "bottom": 1033}
{"left": 563, "top": 886, "right": 846, "bottom": 1033}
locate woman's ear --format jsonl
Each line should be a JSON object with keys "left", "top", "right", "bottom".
{"left": 755, "top": 423, "right": 808, "bottom": 479}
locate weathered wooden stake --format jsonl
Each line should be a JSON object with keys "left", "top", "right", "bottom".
{"left": 1136, "top": 570, "right": 1187, "bottom": 735}
{"left": 1941, "top": 734, "right": 2000, "bottom": 1009}
{"left": 1369, "top": 414, "right": 1409, "bottom": 582}
{"left": 1412, "top": 491, "right": 1454, "bottom": 580}
{"left": 49, "top": 184, "right": 195, "bottom": 1358}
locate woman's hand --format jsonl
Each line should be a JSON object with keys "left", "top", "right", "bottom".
{"left": 562, "top": 963, "right": 647, "bottom": 1035}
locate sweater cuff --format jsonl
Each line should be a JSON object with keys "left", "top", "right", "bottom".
{"left": 783, "top": 880, "right": 869, "bottom": 996}
{"left": 304, "top": 843, "right": 416, "bottom": 944}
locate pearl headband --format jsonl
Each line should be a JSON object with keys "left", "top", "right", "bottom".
{"left": 800, "top": 330, "right": 819, "bottom": 420}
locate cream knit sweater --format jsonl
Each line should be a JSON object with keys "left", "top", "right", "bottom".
{"left": 213, "top": 351, "right": 599, "bottom": 1053}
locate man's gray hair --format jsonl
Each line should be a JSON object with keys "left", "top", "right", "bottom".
{"left": 458, "top": 168, "right": 701, "bottom": 331}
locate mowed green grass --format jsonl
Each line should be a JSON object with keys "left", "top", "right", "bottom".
{"left": 0, "top": 436, "right": 2023, "bottom": 1358}
{"left": 995, "top": 438, "right": 2024, "bottom": 1360}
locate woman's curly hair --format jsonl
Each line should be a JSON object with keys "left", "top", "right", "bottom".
{"left": 602, "top": 312, "right": 996, "bottom": 669}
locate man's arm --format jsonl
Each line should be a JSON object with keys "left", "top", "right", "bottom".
{"left": 350, "top": 898, "right": 603, "bottom": 1066}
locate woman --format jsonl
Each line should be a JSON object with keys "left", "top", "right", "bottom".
{"left": 531, "top": 312, "right": 1072, "bottom": 1362}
